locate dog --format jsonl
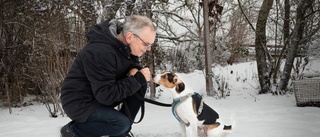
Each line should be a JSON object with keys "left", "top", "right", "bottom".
{"left": 153, "top": 72, "right": 233, "bottom": 137}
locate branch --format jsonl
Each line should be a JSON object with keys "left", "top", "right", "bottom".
{"left": 237, "top": 0, "right": 256, "bottom": 31}
{"left": 300, "top": 24, "right": 320, "bottom": 45}
{"left": 157, "top": 34, "right": 195, "bottom": 43}
{"left": 153, "top": 10, "right": 193, "bottom": 22}
{"left": 303, "top": 9, "right": 320, "bottom": 20}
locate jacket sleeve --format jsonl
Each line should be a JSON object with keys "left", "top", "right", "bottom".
{"left": 81, "top": 49, "right": 146, "bottom": 106}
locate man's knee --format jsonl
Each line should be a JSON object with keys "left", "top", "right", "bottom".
{"left": 116, "top": 116, "right": 131, "bottom": 135}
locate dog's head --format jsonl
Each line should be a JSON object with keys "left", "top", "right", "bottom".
{"left": 153, "top": 72, "right": 185, "bottom": 93}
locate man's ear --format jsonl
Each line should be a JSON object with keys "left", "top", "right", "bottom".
{"left": 175, "top": 83, "right": 185, "bottom": 93}
{"left": 125, "top": 32, "right": 134, "bottom": 44}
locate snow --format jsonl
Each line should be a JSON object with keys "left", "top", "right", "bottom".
{"left": 1, "top": 61, "right": 320, "bottom": 137}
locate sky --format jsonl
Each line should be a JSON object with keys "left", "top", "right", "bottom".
{"left": 0, "top": 60, "right": 320, "bottom": 137}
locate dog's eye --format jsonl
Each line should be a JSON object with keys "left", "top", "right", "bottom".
{"left": 161, "top": 75, "right": 166, "bottom": 79}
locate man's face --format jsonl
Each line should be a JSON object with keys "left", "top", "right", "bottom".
{"left": 127, "top": 27, "right": 156, "bottom": 57}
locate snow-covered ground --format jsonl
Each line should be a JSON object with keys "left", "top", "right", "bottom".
{"left": 1, "top": 61, "right": 320, "bottom": 137}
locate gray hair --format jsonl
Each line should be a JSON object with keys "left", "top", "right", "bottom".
{"left": 122, "top": 15, "right": 156, "bottom": 36}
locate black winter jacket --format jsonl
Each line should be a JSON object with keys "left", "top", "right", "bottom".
{"left": 61, "top": 19, "right": 147, "bottom": 122}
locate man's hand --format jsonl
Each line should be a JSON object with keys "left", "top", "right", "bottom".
{"left": 128, "top": 68, "right": 151, "bottom": 82}
{"left": 139, "top": 68, "right": 151, "bottom": 82}
{"left": 128, "top": 68, "right": 139, "bottom": 76}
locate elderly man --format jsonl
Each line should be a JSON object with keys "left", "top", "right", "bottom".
{"left": 60, "top": 15, "right": 156, "bottom": 137}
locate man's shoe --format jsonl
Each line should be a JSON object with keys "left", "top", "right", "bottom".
{"left": 110, "top": 131, "right": 133, "bottom": 137}
{"left": 60, "top": 121, "right": 76, "bottom": 137}
{"left": 124, "top": 131, "right": 134, "bottom": 137}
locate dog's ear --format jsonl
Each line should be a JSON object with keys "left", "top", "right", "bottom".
{"left": 175, "top": 82, "right": 185, "bottom": 93}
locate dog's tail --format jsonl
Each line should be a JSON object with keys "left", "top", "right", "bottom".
{"left": 223, "top": 113, "right": 236, "bottom": 130}
{"left": 207, "top": 114, "right": 236, "bottom": 137}
{"left": 219, "top": 113, "right": 236, "bottom": 131}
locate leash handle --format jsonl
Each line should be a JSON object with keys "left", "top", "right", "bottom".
{"left": 123, "top": 91, "right": 172, "bottom": 125}
{"left": 122, "top": 100, "right": 145, "bottom": 124}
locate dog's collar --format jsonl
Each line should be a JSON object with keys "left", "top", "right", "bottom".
{"left": 172, "top": 93, "right": 194, "bottom": 126}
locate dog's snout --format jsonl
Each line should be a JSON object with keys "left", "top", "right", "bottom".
{"left": 152, "top": 74, "right": 160, "bottom": 84}
{"left": 154, "top": 83, "right": 160, "bottom": 87}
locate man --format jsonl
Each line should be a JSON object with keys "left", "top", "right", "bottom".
{"left": 60, "top": 15, "right": 156, "bottom": 137}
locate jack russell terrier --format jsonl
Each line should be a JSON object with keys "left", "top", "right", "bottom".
{"left": 153, "top": 72, "right": 233, "bottom": 137}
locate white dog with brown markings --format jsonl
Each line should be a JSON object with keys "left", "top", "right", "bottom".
{"left": 153, "top": 72, "right": 233, "bottom": 137}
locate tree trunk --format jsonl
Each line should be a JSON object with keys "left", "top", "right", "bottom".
{"left": 203, "top": 0, "right": 215, "bottom": 96}
{"left": 255, "top": 0, "right": 274, "bottom": 94}
{"left": 273, "top": 0, "right": 290, "bottom": 84}
{"left": 278, "top": 0, "right": 314, "bottom": 91}
{"left": 145, "top": 0, "right": 157, "bottom": 99}
{"left": 4, "top": 76, "right": 12, "bottom": 114}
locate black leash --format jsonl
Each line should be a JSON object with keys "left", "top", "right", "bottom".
{"left": 134, "top": 93, "right": 172, "bottom": 107}
{"left": 122, "top": 100, "right": 145, "bottom": 124}
{"left": 123, "top": 92, "right": 172, "bottom": 124}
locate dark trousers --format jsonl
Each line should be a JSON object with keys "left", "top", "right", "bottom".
{"left": 70, "top": 85, "right": 147, "bottom": 137}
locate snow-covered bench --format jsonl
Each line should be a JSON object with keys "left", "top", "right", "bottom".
{"left": 293, "top": 79, "right": 320, "bottom": 107}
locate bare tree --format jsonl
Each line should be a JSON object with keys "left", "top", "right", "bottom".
{"left": 227, "top": 1, "right": 254, "bottom": 64}
{"left": 236, "top": 0, "right": 320, "bottom": 94}
{"left": 202, "top": 0, "right": 215, "bottom": 96}
{"left": 278, "top": 0, "right": 316, "bottom": 91}
{"left": 0, "top": 0, "right": 88, "bottom": 116}
{"left": 272, "top": 0, "right": 290, "bottom": 84}
{"left": 255, "top": 0, "right": 274, "bottom": 94}
{"left": 0, "top": 1, "right": 38, "bottom": 106}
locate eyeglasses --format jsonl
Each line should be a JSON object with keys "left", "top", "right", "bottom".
{"left": 132, "top": 33, "right": 153, "bottom": 48}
